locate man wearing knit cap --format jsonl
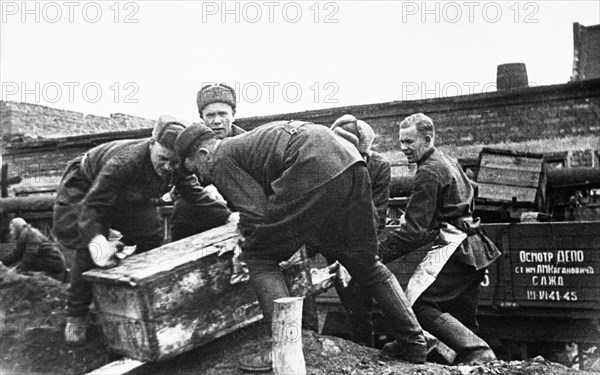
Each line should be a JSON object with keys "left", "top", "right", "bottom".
{"left": 328, "top": 114, "right": 392, "bottom": 348}
{"left": 196, "top": 83, "right": 246, "bottom": 139}
{"left": 175, "top": 121, "right": 427, "bottom": 372}
{"left": 331, "top": 114, "right": 391, "bottom": 233}
{"left": 379, "top": 113, "right": 500, "bottom": 364}
{"left": 53, "top": 115, "right": 231, "bottom": 346}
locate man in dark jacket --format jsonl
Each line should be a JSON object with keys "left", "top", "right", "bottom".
{"left": 53, "top": 115, "right": 231, "bottom": 345}
{"left": 331, "top": 114, "right": 391, "bottom": 233}
{"left": 175, "top": 121, "right": 427, "bottom": 372}
{"left": 170, "top": 83, "right": 246, "bottom": 240}
{"left": 379, "top": 113, "right": 501, "bottom": 364}
{"left": 2, "top": 217, "right": 67, "bottom": 282}
{"left": 329, "top": 114, "right": 391, "bottom": 347}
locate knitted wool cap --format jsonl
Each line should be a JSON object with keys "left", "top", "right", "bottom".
{"left": 10, "top": 217, "right": 27, "bottom": 238}
{"left": 196, "top": 83, "right": 237, "bottom": 113}
{"left": 152, "top": 115, "right": 189, "bottom": 150}
{"left": 174, "top": 123, "right": 216, "bottom": 160}
{"left": 331, "top": 114, "right": 375, "bottom": 154}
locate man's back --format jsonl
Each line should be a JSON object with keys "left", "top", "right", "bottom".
{"left": 214, "top": 121, "right": 361, "bottom": 198}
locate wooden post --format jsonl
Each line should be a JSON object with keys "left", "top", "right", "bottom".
{"left": 272, "top": 297, "right": 306, "bottom": 375}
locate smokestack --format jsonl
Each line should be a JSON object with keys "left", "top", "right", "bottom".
{"left": 497, "top": 63, "right": 529, "bottom": 91}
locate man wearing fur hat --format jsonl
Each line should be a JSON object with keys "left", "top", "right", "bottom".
{"left": 53, "top": 115, "right": 231, "bottom": 345}
{"left": 170, "top": 83, "right": 245, "bottom": 240}
{"left": 2, "top": 217, "right": 67, "bottom": 282}
{"left": 175, "top": 121, "right": 427, "bottom": 371}
{"left": 197, "top": 83, "right": 245, "bottom": 139}
{"left": 379, "top": 113, "right": 501, "bottom": 364}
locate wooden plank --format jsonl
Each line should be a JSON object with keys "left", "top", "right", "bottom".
{"left": 85, "top": 358, "right": 145, "bottom": 375}
{"left": 510, "top": 237, "right": 600, "bottom": 251}
{"left": 477, "top": 182, "right": 537, "bottom": 203}
{"left": 477, "top": 167, "right": 541, "bottom": 188}
{"left": 507, "top": 221, "right": 600, "bottom": 238}
{"left": 83, "top": 220, "right": 239, "bottom": 285}
{"left": 480, "top": 153, "right": 543, "bottom": 172}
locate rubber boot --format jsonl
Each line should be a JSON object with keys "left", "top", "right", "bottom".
{"left": 424, "top": 313, "right": 496, "bottom": 364}
{"left": 64, "top": 316, "right": 87, "bottom": 346}
{"left": 348, "top": 312, "right": 374, "bottom": 347}
{"left": 370, "top": 276, "right": 427, "bottom": 363}
{"left": 239, "top": 271, "right": 290, "bottom": 373}
{"left": 336, "top": 280, "right": 375, "bottom": 347}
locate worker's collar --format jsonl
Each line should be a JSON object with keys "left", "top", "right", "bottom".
{"left": 416, "top": 147, "right": 436, "bottom": 167}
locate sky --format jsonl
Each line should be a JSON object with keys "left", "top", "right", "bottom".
{"left": 1, "top": 0, "right": 599, "bottom": 122}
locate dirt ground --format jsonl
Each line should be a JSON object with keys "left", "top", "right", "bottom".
{"left": 1, "top": 264, "right": 598, "bottom": 375}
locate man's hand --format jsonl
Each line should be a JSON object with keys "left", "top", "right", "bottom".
{"left": 88, "top": 234, "right": 118, "bottom": 268}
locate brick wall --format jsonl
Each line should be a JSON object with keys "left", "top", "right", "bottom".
{"left": 235, "top": 78, "right": 600, "bottom": 152}
{"left": 2, "top": 78, "right": 599, "bottom": 190}
{"left": 0, "top": 101, "right": 155, "bottom": 140}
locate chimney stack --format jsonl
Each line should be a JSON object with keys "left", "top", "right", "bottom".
{"left": 497, "top": 63, "right": 529, "bottom": 91}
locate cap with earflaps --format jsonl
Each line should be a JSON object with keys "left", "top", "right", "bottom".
{"left": 196, "top": 83, "right": 237, "bottom": 114}
{"left": 331, "top": 114, "right": 375, "bottom": 154}
{"left": 174, "top": 123, "right": 216, "bottom": 160}
{"left": 152, "top": 115, "right": 190, "bottom": 150}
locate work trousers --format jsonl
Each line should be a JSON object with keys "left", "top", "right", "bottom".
{"left": 242, "top": 163, "right": 391, "bottom": 287}
{"left": 412, "top": 249, "right": 486, "bottom": 332}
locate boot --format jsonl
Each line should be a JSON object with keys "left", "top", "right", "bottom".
{"left": 239, "top": 346, "right": 273, "bottom": 373}
{"left": 423, "top": 313, "right": 496, "bottom": 364}
{"left": 64, "top": 316, "right": 87, "bottom": 346}
{"left": 370, "top": 276, "right": 427, "bottom": 363}
{"left": 348, "top": 311, "right": 374, "bottom": 347}
{"left": 239, "top": 271, "right": 290, "bottom": 372}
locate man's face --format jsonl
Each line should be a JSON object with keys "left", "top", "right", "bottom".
{"left": 149, "top": 141, "right": 179, "bottom": 178}
{"left": 399, "top": 125, "right": 431, "bottom": 164}
{"left": 185, "top": 151, "right": 211, "bottom": 185}
{"left": 201, "top": 102, "right": 235, "bottom": 139}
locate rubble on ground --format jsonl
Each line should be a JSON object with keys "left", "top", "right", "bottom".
{"left": 1, "top": 263, "right": 597, "bottom": 375}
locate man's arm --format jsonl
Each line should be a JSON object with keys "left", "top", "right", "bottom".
{"left": 370, "top": 157, "right": 391, "bottom": 233}
{"left": 211, "top": 157, "right": 267, "bottom": 239}
{"left": 173, "top": 169, "right": 232, "bottom": 227}
{"left": 78, "top": 156, "right": 131, "bottom": 246}
{"left": 17, "top": 240, "right": 39, "bottom": 270}
{"left": 381, "top": 168, "right": 439, "bottom": 262}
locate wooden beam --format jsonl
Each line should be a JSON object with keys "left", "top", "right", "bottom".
{"left": 84, "top": 358, "right": 145, "bottom": 375}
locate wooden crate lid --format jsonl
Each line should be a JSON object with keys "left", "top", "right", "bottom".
{"left": 83, "top": 214, "right": 239, "bottom": 286}
{"left": 476, "top": 147, "right": 544, "bottom": 204}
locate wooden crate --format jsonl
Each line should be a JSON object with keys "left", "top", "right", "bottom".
{"left": 82, "top": 218, "right": 261, "bottom": 362}
{"left": 475, "top": 147, "right": 545, "bottom": 208}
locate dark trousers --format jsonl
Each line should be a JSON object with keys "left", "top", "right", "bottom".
{"left": 243, "top": 163, "right": 390, "bottom": 287}
{"left": 66, "top": 205, "right": 163, "bottom": 317}
{"left": 412, "top": 250, "right": 486, "bottom": 332}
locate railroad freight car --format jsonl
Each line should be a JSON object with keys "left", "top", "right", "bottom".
{"left": 315, "top": 220, "right": 600, "bottom": 362}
